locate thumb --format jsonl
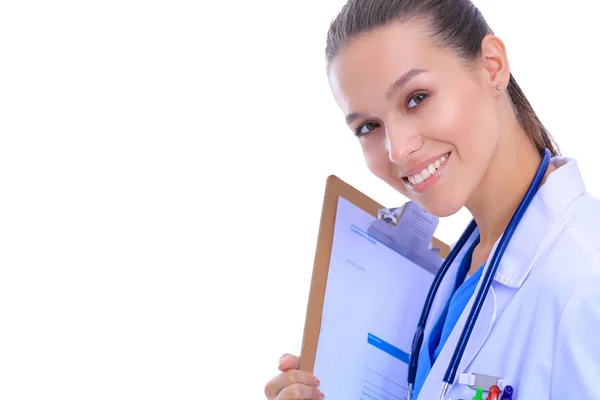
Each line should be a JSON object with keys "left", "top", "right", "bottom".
{"left": 278, "top": 353, "right": 300, "bottom": 371}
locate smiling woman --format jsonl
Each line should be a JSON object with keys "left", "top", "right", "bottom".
{"left": 326, "top": 15, "right": 559, "bottom": 221}
{"left": 263, "top": 1, "right": 600, "bottom": 400}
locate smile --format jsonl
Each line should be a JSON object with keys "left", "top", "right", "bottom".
{"left": 403, "top": 153, "right": 450, "bottom": 191}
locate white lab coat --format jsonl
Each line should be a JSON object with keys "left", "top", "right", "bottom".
{"left": 416, "top": 157, "right": 600, "bottom": 400}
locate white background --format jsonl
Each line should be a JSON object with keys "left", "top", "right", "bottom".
{"left": 0, "top": 0, "right": 598, "bottom": 398}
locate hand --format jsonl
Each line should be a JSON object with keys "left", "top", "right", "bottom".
{"left": 264, "top": 353, "right": 324, "bottom": 400}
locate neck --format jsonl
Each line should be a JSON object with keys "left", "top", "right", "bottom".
{"left": 465, "top": 121, "right": 553, "bottom": 252}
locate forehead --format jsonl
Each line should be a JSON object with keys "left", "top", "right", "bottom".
{"left": 328, "top": 20, "right": 460, "bottom": 111}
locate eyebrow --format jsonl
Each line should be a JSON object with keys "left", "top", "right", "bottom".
{"left": 386, "top": 68, "right": 426, "bottom": 100}
{"left": 345, "top": 68, "right": 427, "bottom": 125}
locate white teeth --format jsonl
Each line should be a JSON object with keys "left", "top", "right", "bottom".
{"left": 406, "top": 153, "right": 449, "bottom": 185}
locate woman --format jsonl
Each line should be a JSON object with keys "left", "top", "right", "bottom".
{"left": 264, "top": 0, "right": 600, "bottom": 399}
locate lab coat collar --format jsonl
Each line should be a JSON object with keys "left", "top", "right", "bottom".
{"left": 487, "top": 156, "right": 586, "bottom": 288}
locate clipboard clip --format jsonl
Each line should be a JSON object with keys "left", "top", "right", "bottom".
{"left": 376, "top": 207, "right": 404, "bottom": 225}
{"left": 368, "top": 201, "right": 444, "bottom": 274}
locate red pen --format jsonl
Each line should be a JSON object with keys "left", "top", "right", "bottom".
{"left": 485, "top": 385, "right": 501, "bottom": 400}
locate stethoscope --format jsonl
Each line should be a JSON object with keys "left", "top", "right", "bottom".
{"left": 406, "top": 148, "right": 552, "bottom": 400}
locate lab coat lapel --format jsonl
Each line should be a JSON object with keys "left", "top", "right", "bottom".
{"left": 417, "top": 252, "right": 498, "bottom": 400}
{"left": 421, "top": 260, "right": 459, "bottom": 343}
{"left": 454, "top": 283, "right": 497, "bottom": 378}
{"left": 414, "top": 247, "right": 464, "bottom": 400}
{"left": 421, "top": 231, "right": 479, "bottom": 342}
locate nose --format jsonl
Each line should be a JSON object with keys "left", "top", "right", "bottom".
{"left": 385, "top": 123, "right": 423, "bottom": 164}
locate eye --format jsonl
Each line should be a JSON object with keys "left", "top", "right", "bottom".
{"left": 354, "top": 122, "right": 381, "bottom": 138}
{"left": 407, "top": 92, "right": 429, "bottom": 109}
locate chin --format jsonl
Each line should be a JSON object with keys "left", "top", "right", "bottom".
{"left": 417, "top": 198, "right": 464, "bottom": 218}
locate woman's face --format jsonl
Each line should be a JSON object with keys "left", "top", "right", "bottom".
{"left": 328, "top": 21, "right": 504, "bottom": 217}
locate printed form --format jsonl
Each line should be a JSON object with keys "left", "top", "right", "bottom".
{"left": 313, "top": 196, "right": 434, "bottom": 400}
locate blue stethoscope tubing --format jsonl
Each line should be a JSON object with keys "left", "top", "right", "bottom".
{"left": 407, "top": 148, "right": 552, "bottom": 400}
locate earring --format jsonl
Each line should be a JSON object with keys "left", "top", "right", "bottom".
{"left": 497, "top": 85, "right": 502, "bottom": 90}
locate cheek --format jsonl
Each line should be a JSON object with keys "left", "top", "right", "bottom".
{"left": 428, "top": 87, "right": 489, "bottom": 153}
{"left": 361, "top": 137, "right": 394, "bottom": 179}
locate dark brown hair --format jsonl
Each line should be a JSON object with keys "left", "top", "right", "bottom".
{"left": 325, "top": 0, "right": 560, "bottom": 156}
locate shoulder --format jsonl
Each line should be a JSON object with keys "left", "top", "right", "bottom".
{"left": 564, "top": 191, "right": 600, "bottom": 244}
{"left": 549, "top": 191, "right": 600, "bottom": 273}
{"left": 514, "top": 156, "right": 598, "bottom": 284}
{"left": 520, "top": 189, "right": 600, "bottom": 318}
{"left": 540, "top": 187, "right": 600, "bottom": 271}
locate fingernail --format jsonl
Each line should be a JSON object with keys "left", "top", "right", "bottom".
{"left": 278, "top": 357, "right": 285, "bottom": 366}
{"left": 315, "top": 377, "right": 321, "bottom": 386}
{"left": 320, "top": 392, "right": 325, "bottom": 399}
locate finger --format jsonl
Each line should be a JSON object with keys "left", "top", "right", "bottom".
{"left": 276, "top": 383, "right": 323, "bottom": 400}
{"left": 278, "top": 353, "right": 300, "bottom": 371}
{"left": 265, "top": 369, "right": 320, "bottom": 399}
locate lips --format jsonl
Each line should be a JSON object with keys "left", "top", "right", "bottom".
{"left": 403, "top": 153, "right": 450, "bottom": 185}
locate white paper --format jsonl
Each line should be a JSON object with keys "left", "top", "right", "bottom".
{"left": 313, "top": 196, "right": 435, "bottom": 400}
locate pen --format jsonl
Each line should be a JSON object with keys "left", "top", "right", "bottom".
{"left": 485, "top": 385, "right": 500, "bottom": 400}
{"left": 500, "top": 385, "right": 514, "bottom": 400}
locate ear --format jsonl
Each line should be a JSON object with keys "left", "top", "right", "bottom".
{"left": 480, "top": 35, "right": 510, "bottom": 92}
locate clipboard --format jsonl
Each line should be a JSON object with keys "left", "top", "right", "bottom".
{"left": 298, "top": 174, "right": 449, "bottom": 373}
